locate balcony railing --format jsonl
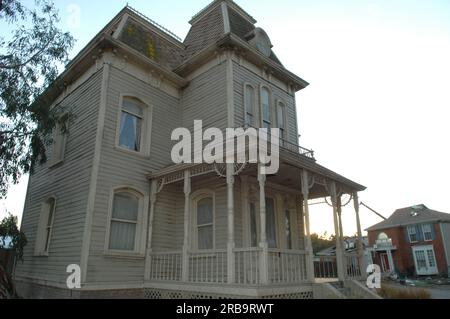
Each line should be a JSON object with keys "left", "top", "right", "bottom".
{"left": 280, "top": 138, "right": 315, "bottom": 160}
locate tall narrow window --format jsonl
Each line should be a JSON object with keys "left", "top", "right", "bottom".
{"left": 407, "top": 225, "right": 417, "bottom": 242}
{"left": 249, "top": 202, "right": 257, "bottom": 247}
{"left": 266, "top": 197, "right": 277, "bottom": 248}
{"left": 261, "top": 87, "right": 271, "bottom": 129}
{"left": 285, "top": 209, "right": 292, "bottom": 249}
{"left": 44, "top": 198, "right": 56, "bottom": 253}
{"left": 109, "top": 191, "right": 140, "bottom": 251}
{"left": 35, "top": 197, "right": 56, "bottom": 256}
{"left": 422, "top": 224, "right": 433, "bottom": 241}
{"left": 51, "top": 123, "right": 67, "bottom": 165}
{"left": 197, "top": 197, "right": 214, "bottom": 250}
{"left": 119, "top": 97, "right": 144, "bottom": 152}
{"left": 244, "top": 85, "right": 255, "bottom": 127}
{"left": 277, "top": 101, "right": 286, "bottom": 145}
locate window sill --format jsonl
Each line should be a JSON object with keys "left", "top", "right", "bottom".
{"left": 103, "top": 250, "right": 145, "bottom": 260}
{"left": 34, "top": 252, "right": 49, "bottom": 257}
{"left": 48, "top": 159, "right": 64, "bottom": 169}
{"left": 114, "top": 146, "right": 150, "bottom": 159}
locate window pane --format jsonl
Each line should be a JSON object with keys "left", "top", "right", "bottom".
{"left": 266, "top": 197, "right": 277, "bottom": 248}
{"left": 197, "top": 198, "right": 213, "bottom": 225}
{"left": 415, "top": 250, "right": 427, "bottom": 269}
{"left": 277, "top": 104, "right": 285, "bottom": 128}
{"left": 245, "top": 86, "right": 255, "bottom": 114}
{"left": 250, "top": 203, "right": 257, "bottom": 247}
{"left": 112, "top": 193, "right": 139, "bottom": 221}
{"left": 109, "top": 221, "right": 136, "bottom": 251}
{"left": 426, "top": 250, "right": 436, "bottom": 267}
{"left": 261, "top": 88, "right": 270, "bottom": 123}
{"left": 47, "top": 199, "right": 55, "bottom": 227}
{"left": 198, "top": 225, "right": 213, "bottom": 250}
{"left": 119, "top": 112, "right": 142, "bottom": 151}
{"left": 52, "top": 123, "right": 66, "bottom": 163}
{"left": 123, "top": 98, "right": 144, "bottom": 117}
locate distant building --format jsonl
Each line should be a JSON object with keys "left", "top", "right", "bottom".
{"left": 366, "top": 204, "right": 450, "bottom": 277}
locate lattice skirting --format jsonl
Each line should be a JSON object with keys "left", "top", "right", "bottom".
{"left": 144, "top": 288, "right": 313, "bottom": 299}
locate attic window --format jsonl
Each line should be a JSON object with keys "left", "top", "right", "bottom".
{"left": 248, "top": 28, "right": 272, "bottom": 58}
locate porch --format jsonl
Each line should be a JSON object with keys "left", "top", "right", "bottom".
{"left": 143, "top": 152, "right": 367, "bottom": 295}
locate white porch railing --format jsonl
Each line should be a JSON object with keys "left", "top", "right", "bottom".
{"left": 149, "top": 251, "right": 182, "bottom": 281}
{"left": 268, "top": 249, "right": 308, "bottom": 284}
{"left": 234, "top": 248, "right": 261, "bottom": 285}
{"left": 345, "top": 253, "right": 362, "bottom": 279}
{"left": 188, "top": 250, "right": 227, "bottom": 283}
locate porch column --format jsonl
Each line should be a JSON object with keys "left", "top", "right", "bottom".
{"left": 353, "top": 192, "right": 367, "bottom": 279}
{"left": 226, "top": 164, "right": 235, "bottom": 284}
{"left": 301, "top": 169, "right": 315, "bottom": 282}
{"left": 182, "top": 170, "right": 191, "bottom": 282}
{"left": 258, "top": 164, "right": 269, "bottom": 284}
{"left": 387, "top": 249, "right": 394, "bottom": 274}
{"left": 330, "top": 181, "right": 345, "bottom": 281}
{"left": 144, "top": 179, "right": 158, "bottom": 281}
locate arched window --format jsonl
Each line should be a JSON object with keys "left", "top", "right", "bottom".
{"left": 195, "top": 195, "right": 214, "bottom": 250}
{"left": 35, "top": 197, "right": 56, "bottom": 256}
{"left": 118, "top": 97, "right": 145, "bottom": 152}
{"left": 244, "top": 84, "right": 256, "bottom": 127}
{"left": 261, "top": 87, "right": 271, "bottom": 129}
{"left": 108, "top": 189, "right": 142, "bottom": 251}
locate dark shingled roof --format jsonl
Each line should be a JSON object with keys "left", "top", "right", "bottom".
{"left": 366, "top": 205, "right": 450, "bottom": 231}
{"left": 183, "top": 4, "right": 225, "bottom": 61}
{"left": 183, "top": 0, "right": 284, "bottom": 66}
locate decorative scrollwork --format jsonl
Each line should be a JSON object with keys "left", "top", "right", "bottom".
{"left": 213, "top": 162, "right": 247, "bottom": 178}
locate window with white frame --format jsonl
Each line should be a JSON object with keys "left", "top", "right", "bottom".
{"left": 277, "top": 101, "right": 286, "bottom": 145}
{"left": 108, "top": 189, "right": 142, "bottom": 252}
{"left": 244, "top": 84, "right": 256, "bottom": 127}
{"left": 118, "top": 97, "right": 145, "bottom": 152}
{"left": 196, "top": 196, "right": 214, "bottom": 250}
{"left": 422, "top": 224, "right": 433, "bottom": 241}
{"left": 51, "top": 122, "right": 67, "bottom": 165}
{"left": 261, "top": 87, "right": 271, "bottom": 129}
{"left": 407, "top": 225, "right": 417, "bottom": 242}
{"left": 35, "top": 197, "right": 56, "bottom": 256}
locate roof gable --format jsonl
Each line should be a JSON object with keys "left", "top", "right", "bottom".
{"left": 366, "top": 205, "right": 450, "bottom": 231}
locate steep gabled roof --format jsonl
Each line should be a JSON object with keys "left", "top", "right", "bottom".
{"left": 366, "top": 205, "right": 450, "bottom": 231}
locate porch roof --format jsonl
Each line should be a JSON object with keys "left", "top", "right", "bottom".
{"left": 146, "top": 154, "right": 366, "bottom": 194}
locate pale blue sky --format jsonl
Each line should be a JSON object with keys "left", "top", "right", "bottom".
{"left": 2, "top": 0, "right": 450, "bottom": 236}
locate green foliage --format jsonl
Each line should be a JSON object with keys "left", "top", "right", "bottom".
{"left": 310, "top": 232, "right": 335, "bottom": 254}
{"left": 0, "top": 213, "right": 27, "bottom": 262}
{"left": 0, "top": 0, "right": 75, "bottom": 198}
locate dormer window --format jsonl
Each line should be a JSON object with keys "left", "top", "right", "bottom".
{"left": 248, "top": 28, "right": 272, "bottom": 58}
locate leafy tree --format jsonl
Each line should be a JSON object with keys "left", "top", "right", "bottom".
{"left": 0, "top": 213, "right": 27, "bottom": 262}
{"left": 0, "top": 0, "right": 75, "bottom": 198}
{"left": 310, "top": 232, "right": 335, "bottom": 254}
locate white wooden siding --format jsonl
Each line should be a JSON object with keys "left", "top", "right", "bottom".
{"left": 15, "top": 70, "right": 103, "bottom": 284}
